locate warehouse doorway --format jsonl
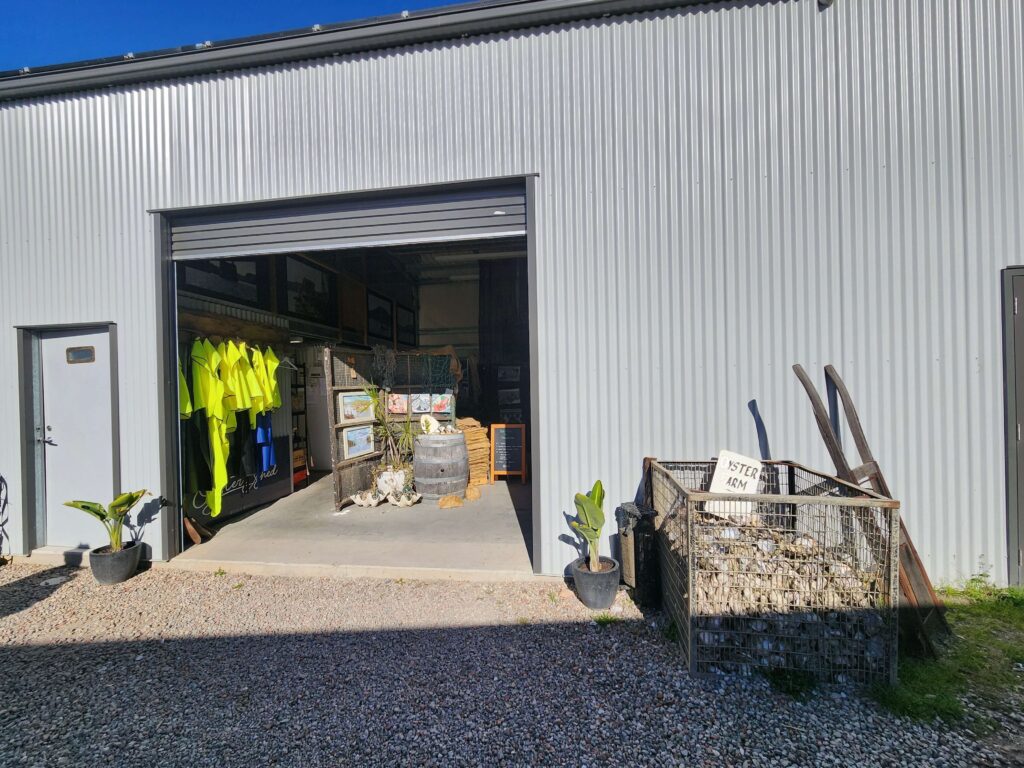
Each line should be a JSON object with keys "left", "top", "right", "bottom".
{"left": 157, "top": 178, "right": 538, "bottom": 576}
{"left": 16, "top": 323, "right": 119, "bottom": 557}
{"left": 1003, "top": 268, "right": 1024, "bottom": 586}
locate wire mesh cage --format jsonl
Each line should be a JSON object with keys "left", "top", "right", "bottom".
{"left": 652, "top": 459, "right": 900, "bottom": 685}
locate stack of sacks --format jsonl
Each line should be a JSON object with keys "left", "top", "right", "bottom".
{"left": 457, "top": 417, "right": 491, "bottom": 485}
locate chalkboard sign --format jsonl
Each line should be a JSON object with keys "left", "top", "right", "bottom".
{"left": 490, "top": 424, "right": 527, "bottom": 483}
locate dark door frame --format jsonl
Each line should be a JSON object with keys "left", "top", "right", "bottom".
{"left": 154, "top": 175, "right": 542, "bottom": 569}
{"left": 16, "top": 322, "right": 120, "bottom": 554}
{"left": 1002, "top": 268, "right": 1024, "bottom": 586}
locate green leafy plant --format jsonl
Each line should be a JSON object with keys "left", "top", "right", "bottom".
{"left": 63, "top": 490, "right": 147, "bottom": 553}
{"left": 572, "top": 480, "right": 606, "bottom": 572}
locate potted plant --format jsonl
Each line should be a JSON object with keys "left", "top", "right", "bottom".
{"left": 64, "top": 490, "right": 147, "bottom": 585}
{"left": 569, "top": 480, "right": 621, "bottom": 609}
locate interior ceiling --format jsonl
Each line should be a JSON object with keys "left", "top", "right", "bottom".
{"left": 313, "top": 236, "right": 526, "bottom": 285}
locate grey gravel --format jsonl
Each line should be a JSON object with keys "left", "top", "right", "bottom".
{"left": 0, "top": 562, "right": 1009, "bottom": 767}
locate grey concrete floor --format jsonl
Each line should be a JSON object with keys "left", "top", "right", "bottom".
{"left": 170, "top": 475, "right": 536, "bottom": 580}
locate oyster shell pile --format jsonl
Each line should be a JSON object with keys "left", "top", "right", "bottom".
{"left": 668, "top": 509, "right": 893, "bottom": 683}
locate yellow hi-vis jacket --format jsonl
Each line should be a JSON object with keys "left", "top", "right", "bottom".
{"left": 263, "top": 346, "right": 282, "bottom": 410}
{"left": 178, "top": 360, "right": 192, "bottom": 419}
{"left": 191, "top": 339, "right": 229, "bottom": 517}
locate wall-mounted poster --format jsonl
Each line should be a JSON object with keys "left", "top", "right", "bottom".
{"left": 387, "top": 393, "right": 409, "bottom": 414}
{"left": 497, "top": 388, "right": 521, "bottom": 406}
{"left": 496, "top": 365, "right": 520, "bottom": 383}
{"left": 337, "top": 391, "right": 374, "bottom": 424}
{"left": 431, "top": 393, "right": 453, "bottom": 414}
{"left": 280, "top": 255, "right": 336, "bottom": 324}
{"left": 367, "top": 291, "right": 394, "bottom": 342}
{"left": 411, "top": 393, "right": 431, "bottom": 413}
{"left": 342, "top": 425, "right": 375, "bottom": 460}
{"left": 396, "top": 304, "right": 417, "bottom": 347}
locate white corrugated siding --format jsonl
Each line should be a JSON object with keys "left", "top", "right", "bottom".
{"left": 0, "top": 0, "right": 1020, "bottom": 580}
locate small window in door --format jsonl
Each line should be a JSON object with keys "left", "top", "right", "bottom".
{"left": 66, "top": 346, "right": 95, "bottom": 364}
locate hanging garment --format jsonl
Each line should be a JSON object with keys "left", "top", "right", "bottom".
{"left": 182, "top": 407, "right": 214, "bottom": 497}
{"left": 217, "top": 340, "right": 243, "bottom": 433}
{"left": 178, "top": 360, "right": 193, "bottom": 419}
{"left": 179, "top": 354, "right": 212, "bottom": 496}
{"left": 191, "top": 338, "right": 229, "bottom": 517}
{"left": 237, "top": 342, "right": 264, "bottom": 428}
{"left": 263, "top": 346, "right": 282, "bottom": 410}
{"left": 248, "top": 345, "right": 271, "bottom": 426}
{"left": 227, "top": 416, "right": 258, "bottom": 479}
{"left": 255, "top": 412, "right": 276, "bottom": 473}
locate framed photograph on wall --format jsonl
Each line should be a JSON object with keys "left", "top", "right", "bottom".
{"left": 342, "top": 424, "right": 375, "bottom": 460}
{"left": 279, "top": 255, "right": 336, "bottom": 324}
{"left": 496, "top": 365, "right": 520, "bottom": 383}
{"left": 367, "top": 291, "right": 394, "bottom": 342}
{"left": 497, "top": 388, "right": 521, "bottom": 406}
{"left": 395, "top": 304, "right": 417, "bottom": 348}
{"left": 337, "top": 391, "right": 374, "bottom": 424}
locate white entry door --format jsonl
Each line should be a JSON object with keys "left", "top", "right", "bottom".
{"left": 40, "top": 328, "right": 117, "bottom": 549}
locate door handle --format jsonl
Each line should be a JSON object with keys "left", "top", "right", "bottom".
{"left": 37, "top": 436, "right": 57, "bottom": 446}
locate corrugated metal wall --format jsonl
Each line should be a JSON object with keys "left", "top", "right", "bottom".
{"left": 1, "top": 0, "right": 1020, "bottom": 581}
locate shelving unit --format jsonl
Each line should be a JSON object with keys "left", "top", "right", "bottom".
{"left": 291, "top": 360, "right": 309, "bottom": 488}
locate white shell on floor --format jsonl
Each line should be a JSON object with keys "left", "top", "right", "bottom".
{"left": 350, "top": 491, "right": 385, "bottom": 507}
{"left": 377, "top": 468, "right": 406, "bottom": 495}
{"left": 387, "top": 493, "right": 421, "bottom": 507}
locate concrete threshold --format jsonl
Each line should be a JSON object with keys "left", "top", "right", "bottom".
{"left": 157, "top": 557, "right": 559, "bottom": 583}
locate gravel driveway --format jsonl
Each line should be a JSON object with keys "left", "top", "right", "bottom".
{"left": 0, "top": 562, "right": 1005, "bottom": 767}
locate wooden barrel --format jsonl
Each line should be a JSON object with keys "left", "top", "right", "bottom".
{"left": 413, "top": 433, "right": 469, "bottom": 499}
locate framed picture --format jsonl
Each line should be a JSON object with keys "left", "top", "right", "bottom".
{"left": 337, "top": 391, "right": 374, "bottom": 424}
{"left": 387, "top": 393, "right": 409, "bottom": 414}
{"left": 367, "top": 291, "right": 394, "bottom": 342}
{"left": 497, "top": 388, "right": 521, "bottom": 406}
{"left": 496, "top": 365, "right": 520, "bottom": 383}
{"left": 431, "top": 392, "right": 453, "bottom": 414}
{"left": 395, "top": 304, "right": 417, "bottom": 348}
{"left": 279, "top": 255, "right": 336, "bottom": 324}
{"left": 411, "top": 393, "right": 431, "bottom": 413}
{"left": 342, "top": 424, "right": 375, "bottom": 460}
{"left": 177, "top": 258, "right": 271, "bottom": 309}
{"left": 340, "top": 279, "right": 368, "bottom": 346}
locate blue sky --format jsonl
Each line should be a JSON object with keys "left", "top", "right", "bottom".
{"left": 0, "top": 0, "right": 453, "bottom": 71}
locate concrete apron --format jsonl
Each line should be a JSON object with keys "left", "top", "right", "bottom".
{"left": 159, "top": 475, "right": 549, "bottom": 584}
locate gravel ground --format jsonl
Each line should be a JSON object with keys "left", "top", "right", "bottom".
{"left": 0, "top": 562, "right": 1009, "bottom": 767}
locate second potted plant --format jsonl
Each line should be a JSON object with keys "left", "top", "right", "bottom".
{"left": 64, "top": 490, "right": 147, "bottom": 585}
{"left": 569, "top": 480, "right": 621, "bottom": 609}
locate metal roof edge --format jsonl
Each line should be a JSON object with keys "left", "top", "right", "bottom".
{"left": 0, "top": 0, "right": 690, "bottom": 102}
{"left": 149, "top": 174, "right": 535, "bottom": 217}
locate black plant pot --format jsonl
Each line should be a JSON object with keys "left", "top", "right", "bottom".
{"left": 570, "top": 556, "right": 621, "bottom": 610}
{"left": 89, "top": 541, "right": 142, "bottom": 585}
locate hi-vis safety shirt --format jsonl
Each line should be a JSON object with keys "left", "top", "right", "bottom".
{"left": 263, "top": 347, "right": 282, "bottom": 410}
{"left": 178, "top": 361, "right": 192, "bottom": 419}
{"left": 191, "top": 339, "right": 229, "bottom": 517}
{"left": 217, "top": 340, "right": 252, "bottom": 433}
{"left": 249, "top": 346, "right": 273, "bottom": 424}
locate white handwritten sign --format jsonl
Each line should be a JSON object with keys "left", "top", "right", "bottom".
{"left": 705, "top": 449, "right": 763, "bottom": 520}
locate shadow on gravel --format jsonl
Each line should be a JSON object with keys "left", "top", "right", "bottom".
{"left": 0, "top": 620, "right": 677, "bottom": 766}
{"left": 0, "top": 566, "right": 76, "bottom": 620}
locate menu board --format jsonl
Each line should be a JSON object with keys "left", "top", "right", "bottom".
{"left": 491, "top": 424, "right": 527, "bottom": 482}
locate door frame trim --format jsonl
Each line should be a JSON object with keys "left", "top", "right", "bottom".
{"left": 154, "top": 175, "right": 541, "bottom": 568}
{"left": 1002, "top": 268, "right": 1023, "bottom": 586}
{"left": 16, "top": 322, "right": 120, "bottom": 552}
